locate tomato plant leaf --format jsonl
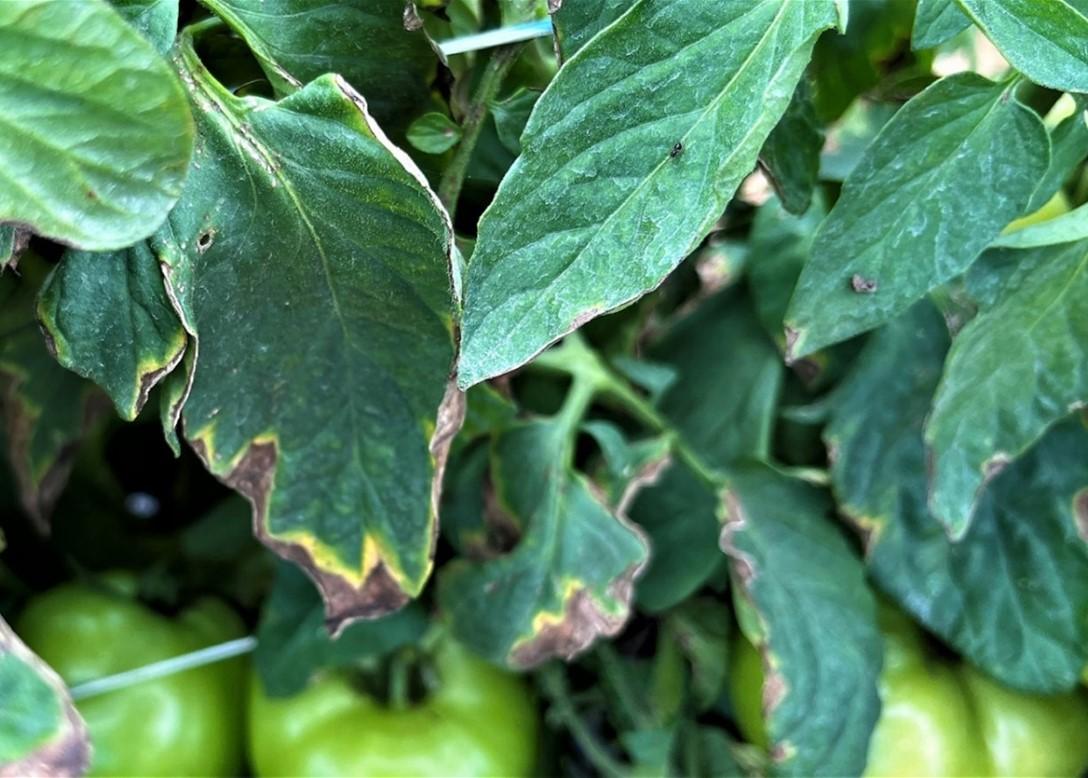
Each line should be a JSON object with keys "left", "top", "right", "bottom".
{"left": 255, "top": 563, "right": 429, "bottom": 697}
{"left": 0, "top": 618, "right": 88, "bottom": 776}
{"left": 111, "top": 0, "right": 178, "bottom": 52}
{"left": 0, "top": 265, "right": 99, "bottom": 530}
{"left": 926, "top": 240, "right": 1088, "bottom": 536}
{"left": 551, "top": 0, "right": 628, "bottom": 60}
{"left": 0, "top": 0, "right": 193, "bottom": 251}
{"left": 489, "top": 88, "right": 540, "bottom": 156}
{"left": 438, "top": 414, "right": 649, "bottom": 669}
{"left": 721, "top": 463, "right": 882, "bottom": 777}
{"left": 991, "top": 202, "right": 1088, "bottom": 249}
{"left": 956, "top": 0, "right": 1088, "bottom": 93}
{"left": 829, "top": 302, "right": 1088, "bottom": 692}
{"left": 759, "top": 78, "right": 823, "bottom": 216}
{"left": 407, "top": 113, "right": 463, "bottom": 155}
{"left": 912, "top": 0, "right": 971, "bottom": 49}
{"left": 1027, "top": 96, "right": 1088, "bottom": 214}
{"left": 785, "top": 73, "right": 1050, "bottom": 360}
{"left": 199, "top": 0, "right": 436, "bottom": 135}
{"left": 163, "top": 31, "right": 461, "bottom": 631}
{"left": 38, "top": 244, "right": 187, "bottom": 422}
{"left": 0, "top": 228, "right": 27, "bottom": 273}
{"left": 458, "top": 0, "right": 840, "bottom": 388}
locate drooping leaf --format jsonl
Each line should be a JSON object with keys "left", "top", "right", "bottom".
{"left": 1026, "top": 96, "right": 1088, "bottom": 213}
{"left": 199, "top": 0, "right": 436, "bottom": 135}
{"left": 551, "top": 0, "right": 629, "bottom": 60}
{"left": 0, "top": 618, "right": 88, "bottom": 776}
{"left": 828, "top": 301, "right": 1088, "bottom": 692}
{"left": 255, "top": 563, "right": 429, "bottom": 697}
{"left": 0, "top": 266, "right": 99, "bottom": 530}
{"left": 0, "top": 0, "right": 193, "bottom": 251}
{"left": 458, "top": 0, "right": 841, "bottom": 388}
{"left": 721, "top": 463, "right": 882, "bottom": 777}
{"left": 926, "top": 240, "right": 1088, "bottom": 536}
{"left": 956, "top": 0, "right": 1088, "bottom": 93}
{"left": 407, "top": 113, "right": 463, "bottom": 155}
{"left": 163, "top": 31, "right": 460, "bottom": 631}
{"left": 438, "top": 414, "right": 649, "bottom": 669}
{"left": 759, "top": 78, "right": 823, "bottom": 216}
{"left": 912, "top": 0, "right": 971, "bottom": 49}
{"left": 111, "top": 0, "right": 178, "bottom": 52}
{"left": 785, "top": 73, "right": 1050, "bottom": 360}
{"left": 38, "top": 244, "right": 187, "bottom": 421}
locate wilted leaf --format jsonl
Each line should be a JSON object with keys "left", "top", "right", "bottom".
{"left": 438, "top": 414, "right": 648, "bottom": 668}
{"left": 38, "top": 244, "right": 187, "bottom": 421}
{"left": 926, "top": 240, "right": 1088, "bottom": 535}
{"left": 0, "top": 0, "right": 193, "bottom": 251}
{"left": 458, "top": 0, "right": 840, "bottom": 388}
{"left": 828, "top": 301, "right": 1088, "bottom": 692}
{"left": 0, "top": 618, "right": 88, "bottom": 778}
{"left": 912, "top": 0, "right": 970, "bottom": 49}
{"left": 199, "top": 0, "right": 436, "bottom": 135}
{"left": 786, "top": 73, "right": 1049, "bottom": 360}
{"left": 163, "top": 31, "right": 460, "bottom": 630}
{"left": 721, "top": 464, "right": 881, "bottom": 777}
{"left": 759, "top": 78, "right": 823, "bottom": 216}
{"left": 957, "top": 0, "right": 1088, "bottom": 93}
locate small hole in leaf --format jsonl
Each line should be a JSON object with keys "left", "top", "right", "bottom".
{"left": 197, "top": 230, "right": 215, "bottom": 253}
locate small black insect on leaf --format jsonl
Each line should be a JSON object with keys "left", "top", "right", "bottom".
{"left": 670, "top": 142, "right": 684, "bottom": 158}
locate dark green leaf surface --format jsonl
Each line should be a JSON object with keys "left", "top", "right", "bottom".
{"left": 112, "top": 0, "right": 178, "bottom": 52}
{"left": 0, "top": 618, "right": 88, "bottom": 775}
{"left": 760, "top": 78, "right": 823, "bottom": 216}
{"left": 164, "top": 33, "right": 459, "bottom": 630}
{"left": 0, "top": 0, "right": 193, "bottom": 250}
{"left": 551, "top": 0, "right": 629, "bottom": 60}
{"left": 38, "top": 244, "right": 187, "bottom": 421}
{"left": 912, "top": 0, "right": 970, "bottom": 49}
{"left": 828, "top": 302, "right": 1088, "bottom": 691}
{"left": 957, "top": 0, "right": 1088, "bottom": 92}
{"left": 721, "top": 464, "right": 882, "bottom": 777}
{"left": 438, "top": 413, "right": 648, "bottom": 668}
{"left": 255, "top": 563, "right": 428, "bottom": 697}
{"left": 786, "top": 73, "right": 1050, "bottom": 360}
{"left": 489, "top": 88, "right": 539, "bottom": 155}
{"left": 458, "top": 0, "right": 840, "bottom": 388}
{"left": 200, "top": 0, "right": 436, "bottom": 135}
{"left": 926, "top": 240, "right": 1088, "bottom": 535}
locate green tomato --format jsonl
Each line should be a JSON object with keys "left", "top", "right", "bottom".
{"left": 16, "top": 581, "right": 246, "bottom": 777}
{"left": 248, "top": 637, "right": 539, "bottom": 777}
{"left": 726, "top": 633, "right": 768, "bottom": 751}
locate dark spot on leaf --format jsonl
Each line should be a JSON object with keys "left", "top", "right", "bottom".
{"left": 850, "top": 274, "right": 877, "bottom": 294}
{"left": 196, "top": 230, "right": 215, "bottom": 253}
{"left": 85, "top": 190, "right": 97, "bottom": 201}
{"left": 670, "top": 141, "right": 684, "bottom": 158}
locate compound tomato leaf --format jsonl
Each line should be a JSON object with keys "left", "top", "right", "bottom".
{"left": 111, "top": 0, "right": 178, "bottom": 53}
{"left": 0, "top": 265, "right": 100, "bottom": 530}
{"left": 785, "top": 73, "right": 1050, "bottom": 361}
{"left": 164, "top": 31, "right": 460, "bottom": 631}
{"left": 0, "top": 618, "right": 88, "bottom": 777}
{"left": 0, "top": 0, "right": 193, "bottom": 251}
{"left": 759, "top": 78, "right": 823, "bottom": 216}
{"left": 438, "top": 416, "right": 649, "bottom": 669}
{"left": 828, "top": 302, "right": 1088, "bottom": 692}
{"left": 458, "top": 0, "right": 840, "bottom": 388}
{"left": 38, "top": 244, "right": 187, "bottom": 422}
{"left": 551, "top": 0, "right": 629, "bottom": 61}
{"left": 199, "top": 0, "right": 436, "bottom": 136}
{"left": 912, "top": 0, "right": 971, "bottom": 49}
{"left": 956, "top": 0, "right": 1088, "bottom": 93}
{"left": 926, "top": 240, "right": 1088, "bottom": 536}
{"left": 721, "top": 463, "right": 882, "bottom": 777}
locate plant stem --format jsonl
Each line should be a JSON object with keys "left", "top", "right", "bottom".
{"left": 539, "top": 665, "right": 629, "bottom": 778}
{"left": 387, "top": 649, "right": 412, "bottom": 711}
{"left": 438, "top": 44, "right": 523, "bottom": 220}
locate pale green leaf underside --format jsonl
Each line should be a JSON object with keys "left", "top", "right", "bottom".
{"left": 722, "top": 464, "right": 881, "bottom": 777}
{"left": 785, "top": 73, "right": 1049, "bottom": 360}
{"left": 828, "top": 302, "right": 1088, "bottom": 692}
{"left": 0, "top": 0, "right": 193, "bottom": 251}
{"left": 926, "top": 240, "right": 1088, "bottom": 536}
{"left": 957, "top": 0, "right": 1088, "bottom": 92}
{"left": 166, "top": 32, "right": 457, "bottom": 628}
{"left": 458, "top": 0, "right": 839, "bottom": 388}
{"left": 992, "top": 202, "right": 1088, "bottom": 249}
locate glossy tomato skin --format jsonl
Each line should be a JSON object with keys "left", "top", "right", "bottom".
{"left": 248, "top": 637, "right": 539, "bottom": 777}
{"left": 16, "top": 583, "right": 246, "bottom": 777}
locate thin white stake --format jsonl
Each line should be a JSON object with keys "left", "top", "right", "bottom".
{"left": 68, "top": 636, "right": 258, "bottom": 701}
{"left": 439, "top": 20, "right": 553, "bottom": 57}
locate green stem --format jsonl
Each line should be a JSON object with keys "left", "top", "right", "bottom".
{"left": 539, "top": 665, "right": 629, "bottom": 778}
{"left": 387, "top": 649, "right": 413, "bottom": 711}
{"left": 438, "top": 45, "right": 523, "bottom": 220}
